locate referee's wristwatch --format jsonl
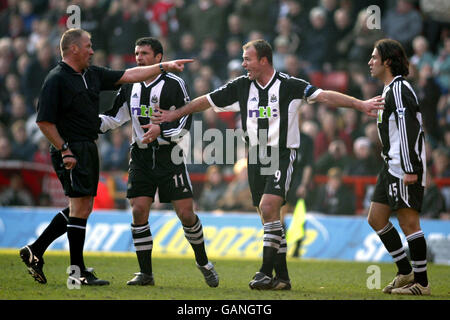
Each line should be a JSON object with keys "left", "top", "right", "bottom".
{"left": 60, "top": 142, "right": 69, "bottom": 152}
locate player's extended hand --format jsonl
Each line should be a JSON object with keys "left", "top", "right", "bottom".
{"left": 403, "top": 173, "right": 418, "bottom": 185}
{"left": 361, "top": 95, "right": 385, "bottom": 118}
{"left": 141, "top": 123, "right": 161, "bottom": 144}
{"left": 150, "top": 108, "right": 178, "bottom": 125}
{"left": 163, "top": 59, "right": 194, "bottom": 73}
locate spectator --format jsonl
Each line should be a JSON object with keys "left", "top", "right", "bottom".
{"left": 344, "top": 9, "right": 384, "bottom": 69}
{"left": 102, "top": 0, "right": 148, "bottom": 60}
{"left": 217, "top": 158, "right": 254, "bottom": 212}
{"left": 432, "top": 147, "right": 450, "bottom": 177}
{"left": 272, "top": 35, "right": 290, "bottom": 72}
{"left": 274, "top": 16, "right": 300, "bottom": 54}
{"left": 23, "top": 38, "right": 56, "bottom": 110}
{"left": 332, "top": 7, "right": 354, "bottom": 69}
{"left": 314, "top": 109, "right": 352, "bottom": 160}
{"left": 234, "top": 0, "right": 278, "bottom": 40}
{"left": 8, "top": 93, "right": 28, "bottom": 123}
{"left": 177, "top": 0, "right": 227, "bottom": 48}
{"left": 315, "top": 139, "right": 352, "bottom": 175}
{"left": 80, "top": 0, "right": 104, "bottom": 51}
{"left": 345, "top": 136, "right": 381, "bottom": 176}
{"left": 342, "top": 108, "right": 364, "bottom": 142}
{"left": 312, "top": 167, "right": 355, "bottom": 215}
{"left": 416, "top": 63, "right": 442, "bottom": 145}
{"left": 382, "top": 0, "right": 423, "bottom": 56}
{"left": 0, "top": 135, "right": 12, "bottom": 160}
{"left": 175, "top": 32, "right": 198, "bottom": 61}
{"left": 0, "top": 173, "right": 34, "bottom": 206}
{"left": 283, "top": 54, "right": 309, "bottom": 82}
{"left": 197, "top": 165, "right": 228, "bottom": 211}
{"left": 224, "top": 13, "right": 245, "bottom": 44}
{"left": 422, "top": 170, "right": 446, "bottom": 219}
{"left": 433, "top": 36, "right": 450, "bottom": 93}
{"left": 225, "top": 37, "right": 243, "bottom": 66}
{"left": 32, "top": 135, "right": 51, "bottom": 165}
{"left": 302, "top": 6, "right": 331, "bottom": 72}
{"left": 9, "top": 119, "right": 36, "bottom": 161}
{"left": 101, "top": 128, "right": 130, "bottom": 172}
{"left": 411, "top": 36, "right": 436, "bottom": 72}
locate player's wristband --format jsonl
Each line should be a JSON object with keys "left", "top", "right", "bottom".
{"left": 159, "top": 63, "right": 166, "bottom": 74}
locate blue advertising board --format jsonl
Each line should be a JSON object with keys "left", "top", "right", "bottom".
{"left": 1, "top": 207, "right": 449, "bottom": 264}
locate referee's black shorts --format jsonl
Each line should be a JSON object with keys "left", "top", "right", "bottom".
{"left": 51, "top": 141, "right": 100, "bottom": 197}
{"left": 247, "top": 147, "right": 297, "bottom": 207}
{"left": 127, "top": 144, "right": 193, "bottom": 203}
{"left": 371, "top": 164, "right": 424, "bottom": 212}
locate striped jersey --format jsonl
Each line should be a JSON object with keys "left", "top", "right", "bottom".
{"left": 99, "top": 72, "right": 191, "bottom": 149}
{"left": 376, "top": 76, "right": 426, "bottom": 186}
{"left": 206, "top": 70, "right": 321, "bottom": 150}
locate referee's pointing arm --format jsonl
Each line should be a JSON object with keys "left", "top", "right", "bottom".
{"left": 115, "top": 59, "right": 194, "bottom": 85}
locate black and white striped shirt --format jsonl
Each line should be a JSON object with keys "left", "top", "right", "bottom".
{"left": 377, "top": 76, "right": 426, "bottom": 185}
{"left": 99, "top": 72, "right": 191, "bottom": 149}
{"left": 206, "top": 70, "right": 321, "bottom": 150}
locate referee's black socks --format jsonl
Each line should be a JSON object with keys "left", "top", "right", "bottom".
{"left": 30, "top": 207, "right": 70, "bottom": 257}
{"left": 67, "top": 217, "right": 87, "bottom": 271}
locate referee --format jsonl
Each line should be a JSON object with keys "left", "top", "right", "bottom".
{"left": 100, "top": 37, "right": 218, "bottom": 287}
{"left": 367, "top": 39, "right": 430, "bottom": 295}
{"left": 19, "top": 28, "right": 192, "bottom": 286}
{"left": 149, "top": 39, "right": 384, "bottom": 290}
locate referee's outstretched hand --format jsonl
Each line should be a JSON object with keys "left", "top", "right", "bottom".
{"left": 361, "top": 95, "right": 385, "bottom": 118}
{"left": 164, "top": 59, "right": 194, "bottom": 73}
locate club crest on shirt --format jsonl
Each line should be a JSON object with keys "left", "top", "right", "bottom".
{"left": 270, "top": 94, "right": 277, "bottom": 103}
{"left": 151, "top": 95, "right": 158, "bottom": 104}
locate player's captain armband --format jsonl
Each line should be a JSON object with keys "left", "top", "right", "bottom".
{"left": 306, "top": 87, "right": 323, "bottom": 104}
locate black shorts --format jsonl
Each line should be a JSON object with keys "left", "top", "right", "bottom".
{"left": 51, "top": 141, "right": 99, "bottom": 197}
{"left": 371, "top": 165, "right": 424, "bottom": 212}
{"left": 247, "top": 147, "right": 297, "bottom": 207}
{"left": 127, "top": 145, "right": 193, "bottom": 203}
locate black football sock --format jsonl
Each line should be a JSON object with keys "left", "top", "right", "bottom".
{"left": 30, "top": 207, "right": 70, "bottom": 257}
{"left": 67, "top": 217, "right": 87, "bottom": 271}
{"left": 274, "top": 230, "right": 289, "bottom": 280}
{"left": 183, "top": 215, "right": 208, "bottom": 267}
{"left": 260, "top": 221, "right": 283, "bottom": 277}
{"left": 377, "top": 221, "right": 412, "bottom": 275}
{"left": 131, "top": 222, "right": 153, "bottom": 275}
{"left": 407, "top": 230, "right": 428, "bottom": 287}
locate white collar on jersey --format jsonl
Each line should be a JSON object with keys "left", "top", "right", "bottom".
{"left": 143, "top": 73, "right": 163, "bottom": 88}
{"left": 255, "top": 69, "right": 276, "bottom": 90}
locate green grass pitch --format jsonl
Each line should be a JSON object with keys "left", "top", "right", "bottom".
{"left": 0, "top": 249, "right": 448, "bottom": 300}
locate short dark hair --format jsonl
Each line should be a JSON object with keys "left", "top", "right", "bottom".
{"left": 60, "top": 28, "right": 91, "bottom": 56}
{"left": 135, "top": 37, "right": 163, "bottom": 57}
{"left": 374, "top": 38, "right": 409, "bottom": 77}
{"left": 243, "top": 39, "right": 273, "bottom": 65}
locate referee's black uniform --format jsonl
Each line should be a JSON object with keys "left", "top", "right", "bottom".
{"left": 100, "top": 72, "right": 193, "bottom": 202}
{"left": 36, "top": 61, "right": 124, "bottom": 197}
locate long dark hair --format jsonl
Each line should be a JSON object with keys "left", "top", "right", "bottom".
{"left": 375, "top": 39, "right": 409, "bottom": 77}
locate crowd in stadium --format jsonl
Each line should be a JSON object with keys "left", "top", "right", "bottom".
{"left": 0, "top": 0, "right": 449, "bottom": 218}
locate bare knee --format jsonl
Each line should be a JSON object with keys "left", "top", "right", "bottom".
{"left": 177, "top": 208, "right": 195, "bottom": 226}
{"left": 130, "top": 200, "right": 151, "bottom": 225}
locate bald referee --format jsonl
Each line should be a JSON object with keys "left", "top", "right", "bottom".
{"left": 19, "top": 28, "right": 192, "bottom": 286}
